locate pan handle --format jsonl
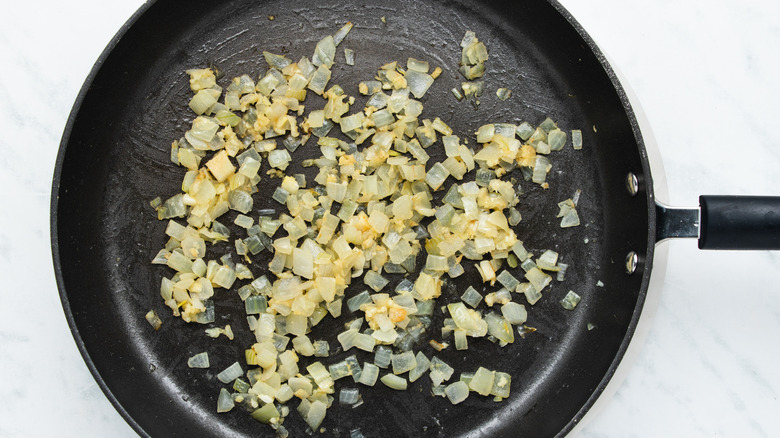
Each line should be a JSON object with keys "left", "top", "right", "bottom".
{"left": 699, "top": 195, "right": 780, "bottom": 249}
{"left": 656, "top": 195, "right": 780, "bottom": 249}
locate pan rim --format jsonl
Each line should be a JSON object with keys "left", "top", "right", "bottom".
{"left": 50, "top": 1, "right": 658, "bottom": 437}
{"left": 538, "top": 1, "right": 657, "bottom": 436}
{"left": 50, "top": 1, "right": 156, "bottom": 436}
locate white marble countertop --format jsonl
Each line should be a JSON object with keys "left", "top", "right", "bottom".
{"left": 2, "top": 0, "right": 779, "bottom": 436}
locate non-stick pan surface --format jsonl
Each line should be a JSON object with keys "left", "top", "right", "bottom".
{"left": 52, "top": 0, "right": 654, "bottom": 436}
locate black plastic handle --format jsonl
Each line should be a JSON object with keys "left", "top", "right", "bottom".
{"left": 699, "top": 195, "right": 780, "bottom": 250}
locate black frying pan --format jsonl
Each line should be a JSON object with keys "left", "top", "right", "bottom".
{"left": 50, "top": 0, "right": 780, "bottom": 437}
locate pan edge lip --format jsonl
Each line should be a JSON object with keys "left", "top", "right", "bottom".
{"left": 546, "top": 0, "right": 657, "bottom": 436}
{"left": 49, "top": 1, "right": 158, "bottom": 437}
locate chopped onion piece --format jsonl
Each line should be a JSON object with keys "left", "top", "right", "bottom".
{"left": 212, "top": 265, "right": 237, "bottom": 289}
{"left": 405, "top": 70, "right": 435, "bottom": 98}
{"left": 448, "top": 262, "right": 465, "bottom": 278}
{"left": 347, "top": 291, "right": 372, "bottom": 313}
{"left": 339, "top": 387, "right": 361, "bottom": 405}
{"left": 353, "top": 332, "right": 377, "bottom": 352}
{"left": 547, "top": 128, "right": 567, "bottom": 150}
{"left": 468, "top": 366, "right": 495, "bottom": 396}
{"left": 494, "top": 123, "right": 516, "bottom": 138}
{"left": 329, "top": 360, "right": 351, "bottom": 380}
{"left": 366, "top": 91, "right": 389, "bottom": 109}
{"left": 187, "top": 352, "right": 210, "bottom": 368}
{"left": 536, "top": 250, "right": 560, "bottom": 271}
{"left": 391, "top": 351, "right": 417, "bottom": 375}
{"left": 501, "top": 302, "right": 527, "bottom": 325}
{"left": 496, "top": 88, "right": 512, "bottom": 101}
{"left": 425, "top": 162, "right": 450, "bottom": 190}
{"left": 560, "top": 208, "right": 580, "bottom": 228}
{"left": 380, "top": 374, "right": 408, "bottom": 390}
{"left": 333, "top": 22, "right": 354, "bottom": 46}
{"left": 416, "top": 300, "right": 435, "bottom": 317}
{"left": 313, "top": 35, "right": 336, "bottom": 68}
{"left": 308, "top": 65, "right": 332, "bottom": 95}
{"left": 572, "top": 129, "right": 583, "bottom": 149}
{"left": 451, "top": 87, "right": 464, "bottom": 101}
{"left": 485, "top": 313, "right": 514, "bottom": 344}
{"left": 217, "top": 362, "right": 243, "bottom": 383}
{"left": 407, "top": 57, "right": 430, "bottom": 72}
{"left": 496, "top": 270, "right": 520, "bottom": 291}
{"left": 145, "top": 310, "right": 163, "bottom": 330}
{"left": 516, "top": 122, "right": 535, "bottom": 141}
{"left": 217, "top": 388, "right": 234, "bottom": 413}
{"left": 251, "top": 403, "right": 280, "bottom": 424}
{"left": 461, "top": 286, "right": 483, "bottom": 308}
{"left": 343, "top": 49, "right": 356, "bottom": 67}
{"left": 539, "top": 117, "right": 557, "bottom": 133}
{"left": 556, "top": 263, "right": 569, "bottom": 282}
{"left": 263, "top": 51, "right": 292, "bottom": 70}
{"left": 268, "top": 149, "right": 292, "bottom": 170}
{"left": 454, "top": 329, "right": 468, "bottom": 350}
{"left": 409, "top": 351, "right": 431, "bottom": 382}
{"left": 462, "top": 81, "right": 484, "bottom": 98}
{"left": 525, "top": 267, "right": 551, "bottom": 293}
{"left": 429, "top": 357, "right": 454, "bottom": 386}
{"left": 358, "top": 362, "right": 380, "bottom": 386}
{"left": 560, "top": 290, "right": 581, "bottom": 310}
{"left": 373, "top": 345, "right": 392, "bottom": 368}
{"left": 491, "top": 371, "right": 512, "bottom": 398}
{"left": 532, "top": 155, "right": 551, "bottom": 184}
{"left": 306, "top": 400, "right": 327, "bottom": 430}
{"left": 364, "top": 271, "right": 389, "bottom": 291}
{"left": 523, "top": 284, "right": 542, "bottom": 305}
{"left": 189, "top": 89, "right": 218, "bottom": 115}
{"left": 445, "top": 381, "right": 470, "bottom": 405}
{"left": 227, "top": 190, "right": 252, "bottom": 214}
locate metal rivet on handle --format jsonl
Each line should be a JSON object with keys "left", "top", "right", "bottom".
{"left": 625, "top": 251, "right": 638, "bottom": 275}
{"left": 626, "top": 172, "right": 639, "bottom": 196}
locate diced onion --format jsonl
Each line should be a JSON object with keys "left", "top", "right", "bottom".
{"left": 333, "top": 22, "right": 354, "bottom": 46}
{"left": 405, "top": 70, "right": 435, "bottom": 98}
{"left": 217, "top": 388, "right": 235, "bottom": 413}
{"left": 373, "top": 345, "right": 392, "bottom": 368}
{"left": 339, "top": 387, "right": 361, "bottom": 405}
{"left": 358, "top": 362, "right": 380, "bottom": 386}
{"left": 485, "top": 313, "right": 514, "bottom": 344}
{"left": 501, "top": 302, "right": 527, "bottom": 325}
{"left": 151, "top": 22, "right": 588, "bottom": 434}
{"left": 496, "top": 88, "right": 512, "bottom": 101}
{"left": 145, "top": 310, "right": 163, "bottom": 330}
{"left": 305, "top": 400, "right": 327, "bottom": 430}
{"left": 408, "top": 352, "right": 430, "bottom": 382}
{"left": 560, "top": 290, "right": 581, "bottom": 310}
{"left": 460, "top": 287, "right": 483, "bottom": 308}
{"left": 217, "top": 362, "right": 243, "bottom": 383}
{"left": 445, "top": 381, "right": 470, "bottom": 405}
{"left": 572, "top": 129, "right": 583, "bottom": 149}
{"left": 491, "top": 371, "right": 512, "bottom": 398}
{"left": 468, "top": 367, "right": 495, "bottom": 396}
{"left": 429, "top": 356, "right": 455, "bottom": 387}
{"left": 391, "top": 351, "right": 417, "bottom": 375}
{"left": 187, "top": 352, "right": 210, "bottom": 368}
{"left": 496, "top": 270, "right": 520, "bottom": 291}
{"left": 380, "top": 374, "right": 408, "bottom": 390}
{"left": 344, "top": 48, "right": 355, "bottom": 66}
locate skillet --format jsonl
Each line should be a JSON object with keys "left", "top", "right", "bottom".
{"left": 51, "top": 0, "right": 780, "bottom": 436}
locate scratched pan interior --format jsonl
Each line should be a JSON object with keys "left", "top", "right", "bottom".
{"left": 52, "top": 0, "right": 653, "bottom": 437}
